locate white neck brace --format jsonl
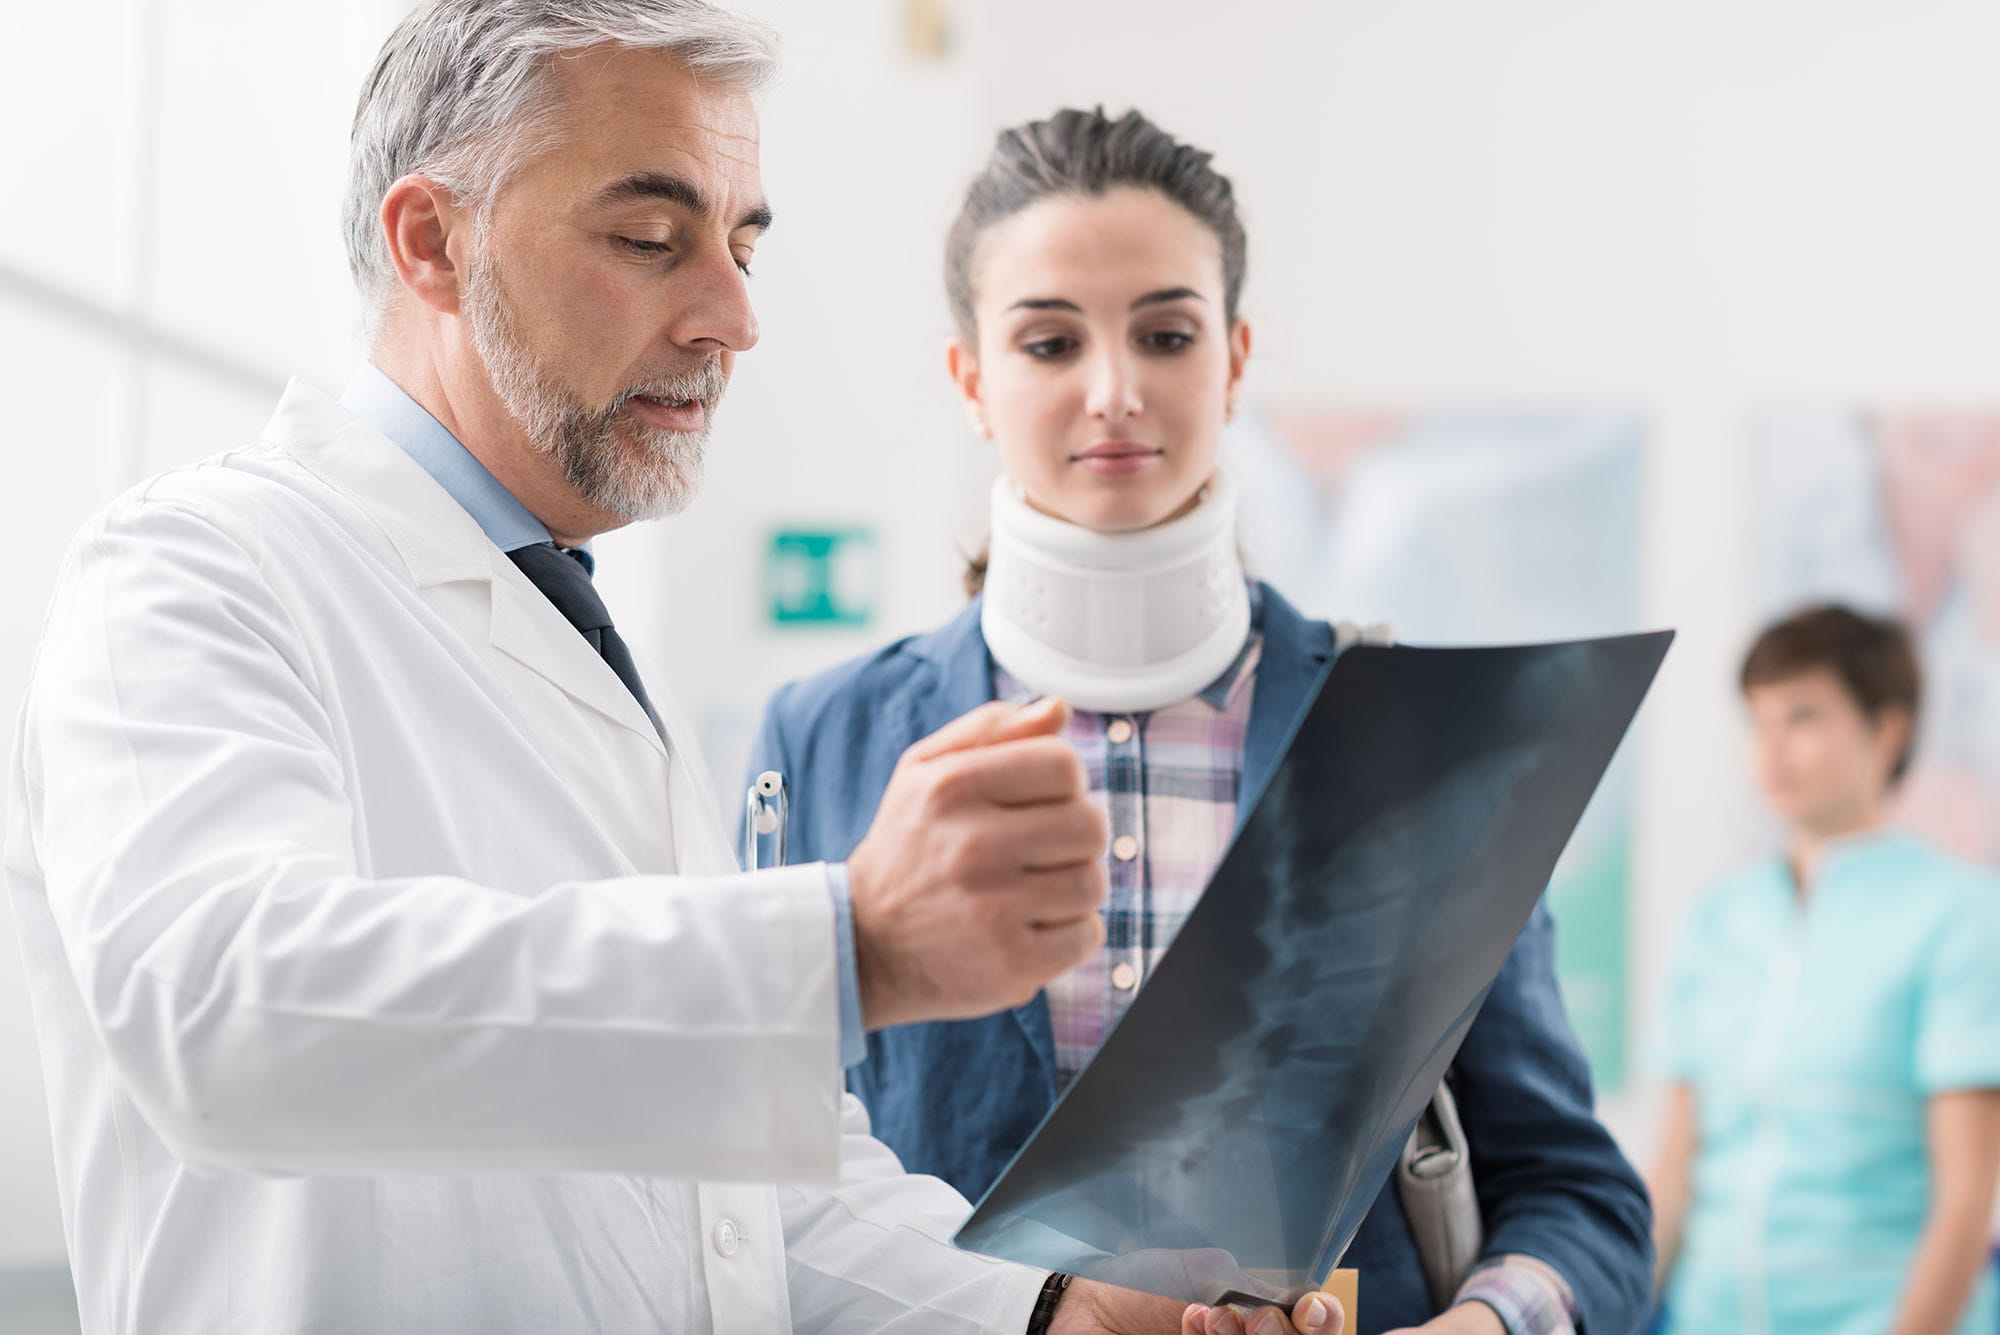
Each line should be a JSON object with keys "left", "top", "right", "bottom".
{"left": 981, "top": 470, "right": 1252, "bottom": 714}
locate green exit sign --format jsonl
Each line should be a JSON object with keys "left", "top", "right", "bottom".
{"left": 765, "top": 528, "right": 879, "bottom": 627}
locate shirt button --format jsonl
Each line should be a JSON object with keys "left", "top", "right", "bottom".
{"left": 713, "top": 1219, "right": 740, "bottom": 1257}
{"left": 1111, "top": 962, "right": 1139, "bottom": 991}
{"left": 1106, "top": 718, "right": 1134, "bottom": 744}
{"left": 1112, "top": 835, "right": 1140, "bottom": 862}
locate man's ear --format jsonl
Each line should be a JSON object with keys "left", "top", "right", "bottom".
{"left": 946, "top": 337, "right": 990, "bottom": 439}
{"left": 380, "top": 174, "right": 471, "bottom": 317}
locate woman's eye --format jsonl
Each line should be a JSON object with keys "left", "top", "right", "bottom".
{"left": 1022, "top": 336, "right": 1076, "bottom": 360}
{"left": 617, "top": 237, "right": 672, "bottom": 256}
{"left": 734, "top": 256, "right": 754, "bottom": 277}
{"left": 1141, "top": 330, "right": 1194, "bottom": 352}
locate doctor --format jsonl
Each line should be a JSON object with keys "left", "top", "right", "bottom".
{"left": 3, "top": 3, "right": 1337, "bottom": 1334}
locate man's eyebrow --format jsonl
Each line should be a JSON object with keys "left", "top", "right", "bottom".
{"left": 595, "top": 171, "right": 705, "bottom": 213}
{"left": 1131, "top": 287, "right": 1204, "bottom": 310}
{"left": 593, "top": 171, "right": 774, "bottom": 233}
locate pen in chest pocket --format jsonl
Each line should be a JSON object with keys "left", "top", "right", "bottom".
{"left": 742, "top": 770, "right": 788, "bottom": 871}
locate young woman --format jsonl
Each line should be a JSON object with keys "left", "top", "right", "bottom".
{"left": 1650, "top": 606, "right": 2000, "bottom": 1335}
{"left": 747, "top": 108, "right": 1651, "bottom": 1335}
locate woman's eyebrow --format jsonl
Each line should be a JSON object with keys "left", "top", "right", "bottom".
{"left": 1007, "top": 296, "right": 1081, "bottom": 313}
{"left": 1004, "top": 287, "right": 1206, "bottom": 315}
{"left": 1130, "top": 287, "right": 1204, "bottom": 310}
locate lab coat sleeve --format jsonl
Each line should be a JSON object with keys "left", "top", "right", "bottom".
{"left": 17, "top": 495, "right": 845, "bottom": 1179}
{"left": 778, "top": 1092, "right": 1047, "bottom": 1334}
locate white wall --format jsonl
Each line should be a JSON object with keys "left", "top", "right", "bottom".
{"left": 7, "top": 0, "right": 2000, "bottom": 1274}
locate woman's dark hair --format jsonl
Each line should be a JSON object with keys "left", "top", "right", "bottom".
{"left": 943, "top": 106, "right": 1247, "bottom": 342}
{"left": 1740, "top": 603, "right": 1923, "bottom": 783}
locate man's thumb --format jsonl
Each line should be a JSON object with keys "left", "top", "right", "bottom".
{"left": 906, "top": 695, "right": 1069, "bottom": 762}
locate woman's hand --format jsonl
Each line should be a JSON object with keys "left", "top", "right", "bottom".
{"left": 1180, "top": 1293, "right": 1344, "bottom": 1335}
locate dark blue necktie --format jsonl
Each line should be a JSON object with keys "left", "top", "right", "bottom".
{"left": 506, "top": 542, "right": 664, "bottom": 740}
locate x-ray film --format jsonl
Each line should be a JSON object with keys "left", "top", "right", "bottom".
{"left": 952, "top": 632, "right": 1673, "bottom": 1304}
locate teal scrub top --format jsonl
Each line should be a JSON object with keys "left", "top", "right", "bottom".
{"left": 1660, "top": 832, "right": 2000, "bottom": 1335}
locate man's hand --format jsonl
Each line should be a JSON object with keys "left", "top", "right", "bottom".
{"left": 1046, "top": 1277, "right": 1344, "bottom": 1335}
{"left": 846, "top": 697, "right": 1109, "bottom": 1029}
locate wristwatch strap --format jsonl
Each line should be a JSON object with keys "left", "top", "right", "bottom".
{"left": 1025, "top": 1272, "right": 1072, "bottom": 1335}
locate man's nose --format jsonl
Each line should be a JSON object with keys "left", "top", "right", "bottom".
{"left": 667, "top": 247, "right": 759, "bottom": 355}
{"left": 1084, "top": 347, "right": 1142, "bottom": 423}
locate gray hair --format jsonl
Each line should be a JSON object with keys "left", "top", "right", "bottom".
{"left": 344, "top": 0, "right": 779, "bottom": 333}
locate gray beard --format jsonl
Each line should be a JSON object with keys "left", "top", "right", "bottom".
{"left": 463, "top": 257, "right": 724, "bottom": 523}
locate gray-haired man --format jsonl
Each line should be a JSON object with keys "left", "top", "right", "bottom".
{"left": 6, "top": 2, "right": 1338, "bottom": 1333}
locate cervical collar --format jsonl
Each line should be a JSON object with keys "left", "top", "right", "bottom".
{"left": 981, "top": 470, "right": 1252, "bottom": 714}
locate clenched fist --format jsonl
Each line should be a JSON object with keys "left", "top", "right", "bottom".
{"left": 846, "top": 696, "right": 1109, "bottom": 1030}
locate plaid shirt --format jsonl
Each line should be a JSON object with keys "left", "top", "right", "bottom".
{"left": 992, "top": 630, "right": 1578, "bottom": 1335}
{"left": 995, "top": 635, "right": 1263, "bottom": 1084}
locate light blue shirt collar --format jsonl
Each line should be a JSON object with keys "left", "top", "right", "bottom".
{"left": 339, "top": 362, "right": 577, "bottom": 560}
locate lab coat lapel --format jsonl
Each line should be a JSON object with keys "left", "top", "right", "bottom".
{"left": 1237, "top": 584, "right": 1336, "bottom": 835}
{"left": 647, "top": 678, "right": 738, "bottom": 876}
{"left": 269, "top": 379, "right": 667, "bottom": 758}
{"left": 486, "top": 579, "right": 669, "bottom": 756}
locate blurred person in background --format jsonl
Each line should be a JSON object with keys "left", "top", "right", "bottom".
{"left": 1649, "top": 605, "right": 2000, "bottom": 1335}
{"left": 746, "top": 106, "right": 1654, "bottom": 1335}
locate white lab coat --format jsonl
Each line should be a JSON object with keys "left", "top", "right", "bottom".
{"left": 4, "top": 380, "right": 1043, "bottom": 1333}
